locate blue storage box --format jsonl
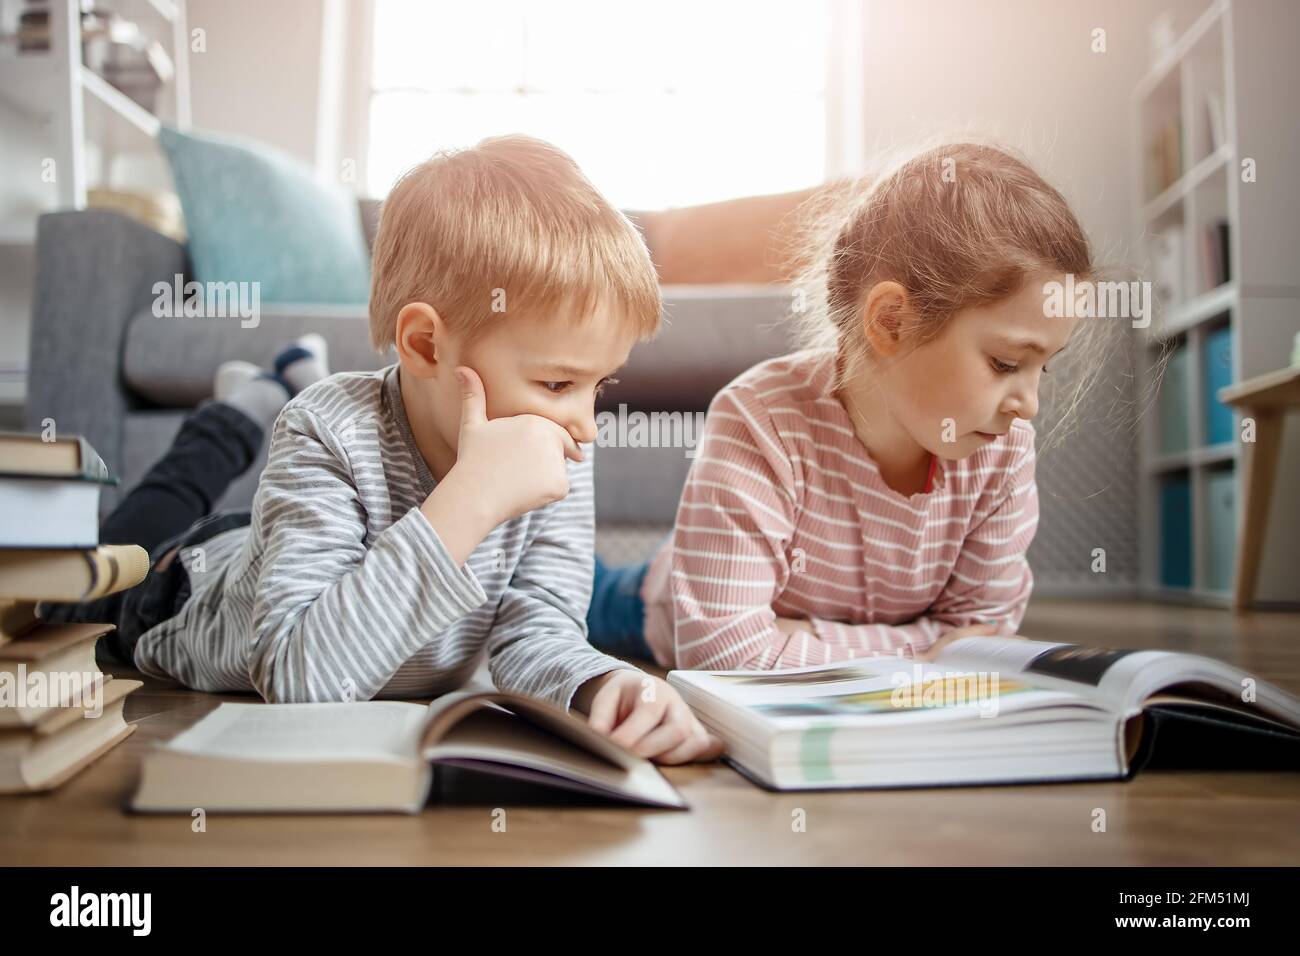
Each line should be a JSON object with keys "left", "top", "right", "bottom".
{"left": 1160, "top": 345, "right": 1190, "bottom": 455}
{"left": 1205, "top": 467, "right": 1237, "bottom": 592}
{"left": 1160, "top": 472, "right": 1192, "bottom": 588}
{"left": 1203, "top": 325, "right": 1234, "bottom": 446}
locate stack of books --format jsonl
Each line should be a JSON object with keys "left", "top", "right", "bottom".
{"left": 0, "top": 431, "right": 147, "bottom": 793}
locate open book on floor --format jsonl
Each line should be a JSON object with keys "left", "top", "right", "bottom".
{"left": 130, "top": 689, "right": 687, "bottom": 814}
{"left": 668, "top": 637, "right": 1300, "bottom": 791}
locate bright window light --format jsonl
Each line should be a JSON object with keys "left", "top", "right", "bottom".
{"left": 367, "top": 0, "right": 830, "bottom": 208}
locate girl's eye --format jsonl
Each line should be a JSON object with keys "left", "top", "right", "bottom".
{"left": 541, "top": 381, "right": 571, "bottom": 393}
{"left": 990, "top": 358, "right": 1018, "bottom": 375}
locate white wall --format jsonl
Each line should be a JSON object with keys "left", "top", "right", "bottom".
{"left": 854, "top": 0, "right": 1210, "bottom": 593}
{"left": 185, "top": 0, "right": 328, "bottom": 165}
{"left": 859, "top": 0, "right": 1208, "bottom": 278}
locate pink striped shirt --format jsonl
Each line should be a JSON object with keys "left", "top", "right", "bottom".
{"left": 641, "top": 348, "right": 1039, "bottom": 670}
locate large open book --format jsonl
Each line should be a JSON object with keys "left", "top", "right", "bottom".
{"left": 668, "top": 637, "right": 1300, "bottom": 790}
{"left": 131, "top": 689, "right": 687, "bottom": 813}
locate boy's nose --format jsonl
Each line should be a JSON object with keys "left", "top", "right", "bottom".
{"left": 569, "top": 412, "right": 599, "bottom": 445}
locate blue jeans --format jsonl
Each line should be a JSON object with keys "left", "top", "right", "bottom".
{"left": 40, "top": 400, "right": 259, "bottom": 667}
{"left": 586, "top": 556, "right": 654, "bottom": 661}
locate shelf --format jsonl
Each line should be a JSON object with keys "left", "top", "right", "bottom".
{"left": 0, "top": 219, "right": 38, "bottom": 245}
{"left": 1135, "top": 0, "right": 1300, "bottom": 608}
{"left": 1147, "top": 283, "right": 1238, "bottom": 340}
{"left": 0, "top": 55, "right": 162, "bottom": 136}
{"left": 1133, "top": 0, "right": 1229, "bottom": 102}
{"left": 142, "top": 0, "right": 181, "bottom": 23}
{"left": 1146, "top": 443, "right": 1237, "bottom": 473}
{"left": 79, "top": 65, "right": 161, "bottom": 137}
{"left": 1142, "top": 144, "right": 1231, "bottom": 222}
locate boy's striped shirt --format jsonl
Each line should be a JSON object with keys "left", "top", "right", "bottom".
{"left": 133, "top": 364, "right": 637, "bottom": 707}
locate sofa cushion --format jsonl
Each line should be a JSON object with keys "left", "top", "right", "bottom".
{"left": 594, "top": 286, "right": 798, "bottom": 411}
{"left": 122, "top": 307, "right": 385, "bottom": 407}
{"left": 123, "top": 288, "right": 798, "bottom": 410}
{"left": 158, "top": 125, "right": 371, "bottom": 305}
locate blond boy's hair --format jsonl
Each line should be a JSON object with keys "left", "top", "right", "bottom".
{"left": 369, "top": 135, "right": 661, "bottom": 353}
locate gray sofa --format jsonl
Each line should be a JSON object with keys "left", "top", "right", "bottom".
{"left": 25, "top": 203, "right": 798, "bottom": 563}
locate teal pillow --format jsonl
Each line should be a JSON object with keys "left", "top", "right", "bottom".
{"left": 158, "top": 125, "right": 370, "bottom": 304}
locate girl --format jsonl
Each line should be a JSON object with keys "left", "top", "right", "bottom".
{"left": 587, "top": 141, "right": 1115, "bottom": 671}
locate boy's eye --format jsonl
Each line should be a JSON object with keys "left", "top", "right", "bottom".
{"left": 541, "top": 377, "right": 619, "bottom": 396}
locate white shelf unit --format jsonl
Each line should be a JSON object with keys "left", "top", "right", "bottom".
{"left": 0, "top": 0, "right": 189, "bottom": 226}
{"left": 1131, "top": 0, "right": 1300, "bottom": 609}
{"left": 0, "top": 0, "right": 190, "bottom": 407}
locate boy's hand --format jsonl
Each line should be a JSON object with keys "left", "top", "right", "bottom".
{"left": 450, "top": 366, "right": 583, "bottom": 523}
{"left": 574, "top": 671, "right": 726, "bottom": 765}
{"left": 422, "top": 366, "right": 584, "bottom": 562}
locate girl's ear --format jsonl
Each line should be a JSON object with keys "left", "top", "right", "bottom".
{"left": 861, "top": 281, "right": 919, "bottom": 358}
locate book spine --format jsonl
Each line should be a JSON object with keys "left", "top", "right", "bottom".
{"left": 78, "top": 545, "right": 151, "bottom": 601}
{"left": 0, "top": 544, "right": 149, "bottom": 602}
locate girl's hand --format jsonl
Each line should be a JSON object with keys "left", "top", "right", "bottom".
{"left": 774, "top": 617, "right": 812, "bottom": 636}
{"left": 919, "top": 622, "right": 1023, "bottom": 661}
{"left": 575, "top": 671, "right": 726, "bottom": 765}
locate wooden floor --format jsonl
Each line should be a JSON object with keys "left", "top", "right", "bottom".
{"left": 2, "top": 598, "right": 1298, "bottom": 866}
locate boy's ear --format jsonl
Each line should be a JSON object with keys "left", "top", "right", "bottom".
{"left": 394, "top": 302, "right": 445, "bottom": 377}
{"left": 861, "top": 281, "right": 921, "bottom": 358}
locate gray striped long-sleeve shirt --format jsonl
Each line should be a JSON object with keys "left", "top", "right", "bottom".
{"left": 131, "top": 363, "right": 639, "bottom": 708}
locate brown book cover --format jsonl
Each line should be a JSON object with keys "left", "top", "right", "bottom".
{"left": 0, "top": 678, "right": 141, "bottom": 794}
{"left": 0, "top": 431, "right": 117, "bottom": 484}
{"left": 0, "top": 545, "right": 150, "bottom": 602}
{"left": 0, "top": 622, "right": 112, "bottom": 728}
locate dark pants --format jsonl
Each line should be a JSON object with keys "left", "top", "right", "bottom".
{"left": 41, "top": 400, "right": 260, "bottom": 667}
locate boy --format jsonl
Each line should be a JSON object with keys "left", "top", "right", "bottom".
{"left": 80, "top": 135, "right": 721, "bottom": 765}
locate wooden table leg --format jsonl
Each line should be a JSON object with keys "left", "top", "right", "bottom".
{"left": 1233, "top": 409, "right": 1283, "bottom": 611}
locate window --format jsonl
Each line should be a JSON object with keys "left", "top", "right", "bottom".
{"left": 366, "top": 0, "right": 831, "bottom": 208}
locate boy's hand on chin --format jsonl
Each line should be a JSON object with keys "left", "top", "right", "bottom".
{"left": 573, "top": 671, "right": 725, "bottom": 765}
{"left": 450, "top": 366, "right": 583, "bottom": 520}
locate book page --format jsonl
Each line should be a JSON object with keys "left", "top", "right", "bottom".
{"left": 428, "top": 708, "right": 628, "bottom": 786}
{"left": 164, "top": 702, "right": 427, "bottom": 763}
{"left": 669, "top": 655, "right": 1077, "bottom": 728}
{"left": 937, "top": 638, "right": 1178, "bottom": 711}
